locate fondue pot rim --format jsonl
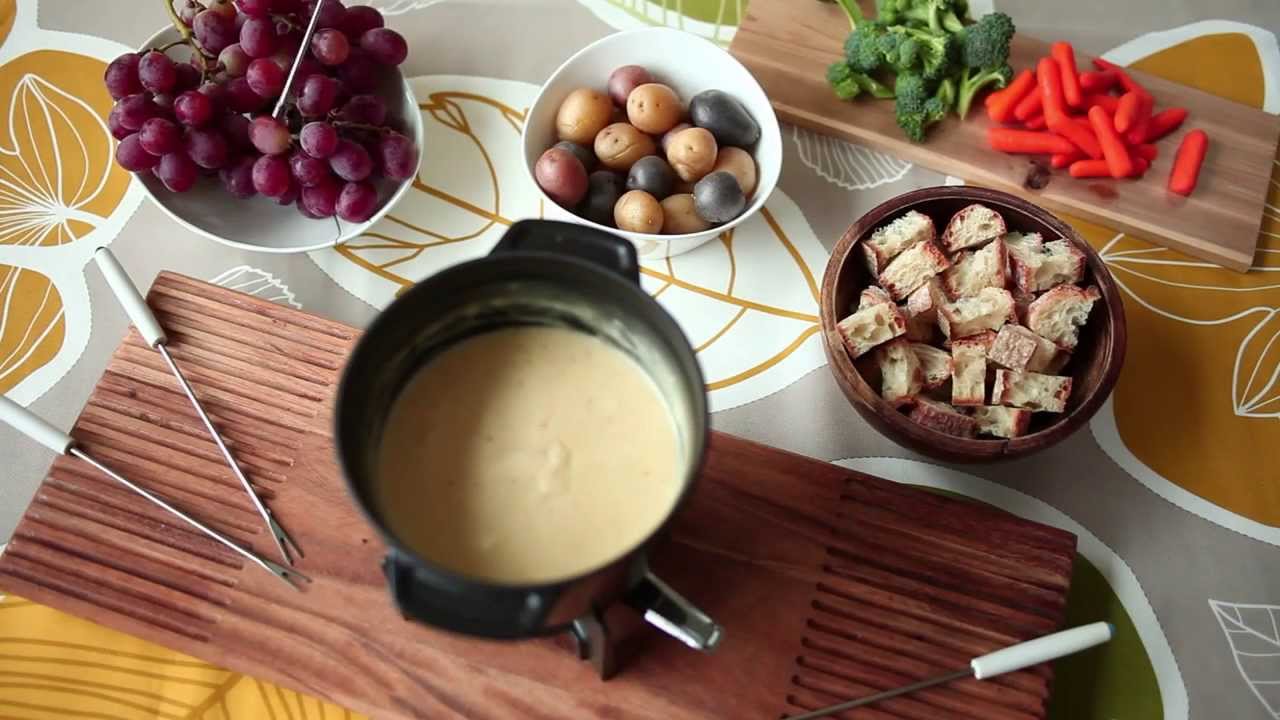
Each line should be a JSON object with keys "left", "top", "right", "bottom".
{"left": 334, "top": 245, "right": 710, "bottom": 595}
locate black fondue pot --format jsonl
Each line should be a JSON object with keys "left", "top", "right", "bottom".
{"left": 334, "top": 220, "right": 720, "bottom": 667}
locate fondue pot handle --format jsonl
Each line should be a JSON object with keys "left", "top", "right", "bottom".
{"left": 489, "top": 220, "right": 640, "bottom": 285}
{"left": 383, "top": 548, "right": 558, "bottom": 639}
{"left": 627, "top": 570, "right": 723, "bottom": 653}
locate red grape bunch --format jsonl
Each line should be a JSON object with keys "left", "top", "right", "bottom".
{"left": 106, "top": 0, "right": 418, "bottom": 224}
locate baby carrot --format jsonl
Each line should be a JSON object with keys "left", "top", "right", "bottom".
{"left": 1168, "top": 128, "right": 1208, "bottom": 195}
{"left": 1047, "top": 107, "right": 1103, "bottom": 159}
{"left": 1114, "top": 91, "right": 1141, "bottom": 134}
{"left": 1038, "top": 57, "right": 1067, "bottom": 116}
{"left": 1069, "top": 159, "right": 1111, "bottom": 178}
{"left": 1085, "top": 94, "right": 1121, "bottom": 113}
{"left": 1052, "top": 42, "right": 1084, "bottom": 108}
{"left": 1014, "top": 89, "right": 1043, "bottom": 122}
{"left": 1092, "top": 57, "right": 1150, "bottom": 98}
{"left": 1132, "top": 156, "right": 1150, "bottom": 177}
{"left": 1024, "top": 113, "right": 1047, "bottom": 130}
{"left": 1088, "top": 105, "right": 1135, "bottom": 178}
{"left": 1139, "top": 107, "right": 1188, "bottom": 143}
{"left": 987, "top": 69, "right": 1036, "bottom": 123}
{"left": 1050, "top": 151, "right": 1081, "bottom": 169}
{"left": 1134, "top": 143, "right": 1158, "bottom": 161}
{"left": 1079, "top": 70, "right": 1119, "bottom": 93}
{"left": 988, "top": 128, "right": 1078, "bottom": 155}
{"left": 1123, "top": 93, "right": 1153, "bottom": 145}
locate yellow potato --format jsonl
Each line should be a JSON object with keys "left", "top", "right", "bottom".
{"left": 664, "top": 127, "right": 717, "bottom": 183}
{"left": 594, "top": 123, "right": 656, "bottom": 171}
{"left": 555, "top": 88, "right": 614, "bottom": 144}
{"left": 626, "top": 83, "right": 683, "bottom": 135}
{"left": 660, "top": 194, "right": 711, "bottom": 235}
{"left": 614, "top": 190, "right": 663, "bottom": 234}
{"left": 711, "top": 146, "right": 758, "bottom": 197}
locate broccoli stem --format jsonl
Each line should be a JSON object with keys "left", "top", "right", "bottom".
{"left": 829, "top": 0, "right": 865, "bottom": 29}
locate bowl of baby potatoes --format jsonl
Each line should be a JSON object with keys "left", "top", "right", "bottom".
{"left": 820, "top": 186, "right": 1127, "bottom": 462}
{"left": 522, "top": 28, "right": 782, "bottom": 259}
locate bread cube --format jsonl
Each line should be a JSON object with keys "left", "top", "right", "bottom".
{"left": 909, "top": 342, "right": 952, "bottom": 389}
{"left": 862, "top": 210, "right": 935, "bottom": 275}
{"left": 942, "top": 203, "right": 1006, "bottom": 252}
{"left": 992, "top": 369, "right": 1073, "bottom": 413}
{"left": 973, "top": 406, "right": 1033, "bottom": 438}
{"left": 859, "top": 285, "right": 893, "bottom": 310}
{"left": 1006, "top": 232, "right": 1087, "bottom": 294}
{"left": 938, "top": 287, "right": 1014, "bottom": 339}
{"left": 908, "top": 398, "right": 977, "bottom": 438}
{"left": 951, "top": 331, "right": 995, "bottom": 406}
{"left": 903, "top": 277, "right": 945, "bottom": 343}
{"left": 943, "top": 237, "right": 1008, "bottom": 300}
{"left": 879, "top": 241, "right": 951, "bottom": 300}
{"left": 1027, "top": 284, "right": 1101, "bottom": 350}
{"left": 1042, "top": 348, "right": 1071, "bottom": 374}
{"left": 877, "top": 338, "right": 924, "bottom": 406}
{"left": 989, "top": 324, "right": 1060, "bottom": 373}
{"left": 837, "top": 301, "right": 907, "bottom": 358}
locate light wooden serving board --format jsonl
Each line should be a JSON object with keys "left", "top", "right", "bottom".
{"left": 729, "top": 0, "right": 1280, "bottom": 271}
{"left": 0, "top": 273, "right": 1078, "bottom": 720}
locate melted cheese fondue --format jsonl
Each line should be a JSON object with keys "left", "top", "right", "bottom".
{"left": 375, "top": 325, "right": 682, "bottom": 584}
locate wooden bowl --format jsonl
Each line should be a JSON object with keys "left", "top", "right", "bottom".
{"left": 819, "top": 186, "right": 1127, "bottom": 462}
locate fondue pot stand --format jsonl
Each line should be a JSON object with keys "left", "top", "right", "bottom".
{"left": 335, "top": 219, "right": 721, "bottom": 677}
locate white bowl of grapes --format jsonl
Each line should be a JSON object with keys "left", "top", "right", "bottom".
{"left": 106, "top": 0, "right": 423, "bottom": 254}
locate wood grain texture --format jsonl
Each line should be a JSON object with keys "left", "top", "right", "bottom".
{"left": 0, "top": 272, "right": 1078, "bottom": 720}
{"left": 729, "top": 0, "right": 1280, "bottom": 271}
{"left": 819, "top": 186, "right": 1127, "bottom": 462}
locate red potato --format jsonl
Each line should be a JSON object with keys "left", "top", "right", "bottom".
{"left": 534, "top": 147, "right": 588, "bottom": 207}
{"left": 608, "top": 65, "right": 655, "bottom": 107}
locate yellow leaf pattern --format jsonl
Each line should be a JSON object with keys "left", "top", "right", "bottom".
{"left": 0, "top": 263, "right": 62, "bottom": 394}
{"left": 1079, "top": 31, "right": 1280, "bottom": 530}
{"left": 0, "top": 51, "right": 130, "bottom": 246}
{"left": 0, "top": 594, "right": 366, "bottom": 720}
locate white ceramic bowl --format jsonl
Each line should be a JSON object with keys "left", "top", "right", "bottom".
{"left": 522, "top": 28, "right": 782, "bottom": 259}
{"left": 133, "top": 26, "right": 424, "bottom": 254}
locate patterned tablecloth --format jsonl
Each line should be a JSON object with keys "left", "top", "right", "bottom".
{"left": 1, "top": 0, "right": 1278, "bottom": 717}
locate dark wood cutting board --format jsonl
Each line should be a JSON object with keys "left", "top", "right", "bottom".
{"left": 729, "top": 0, "right": 1280, "bottom": 272}
{"left": 0, "top": 272, "right": 1077, "bottom": 720}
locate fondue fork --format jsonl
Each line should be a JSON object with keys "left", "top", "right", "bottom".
{"left": 783, "top": 622, "right": 1113, "bottom": 720}
{"left": 92, "top": 248, "right": 302, "bottom": 566}
{"left": 0, "top": 395, "right": 307, "bottom": 591}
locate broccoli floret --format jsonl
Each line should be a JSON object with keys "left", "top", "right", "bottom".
{"left": 899, "top": 0, "right": 967, "bottom": 34}
{"left": 844, "top": 19, "right": 890, "bottom": 72}
{"left": 960, "top": 11, "right": 1015, "bottom": 69}
{"left": 887, "top": 26, "right": 957, "bottom": 80}
{"left": 828, "top": 61, "right": 895, "bottom": 101}
{"left": 874, "top": 0, "right": 912, "bottom": 25}
{"left": 827, "top": 61, "right": 863, "bottom": 100}
{"left": 956, "top": 63, "right": 1012, "bottom": 118}
{"left": 896, "top": 74, "right": 955, "bottom": 142}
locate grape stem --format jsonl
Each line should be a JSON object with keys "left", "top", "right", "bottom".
{"left": 272, "top": 13, "right": 302, "bottom": 31}
{"left": 333, "top": 120, "right": 390, "bottom": 134}
{"left": 162, "top": 0, "right": 216, "bottom": 79}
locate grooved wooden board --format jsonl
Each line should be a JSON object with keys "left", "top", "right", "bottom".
{"left": 0, "top": 272, "right": 1078, "bottom": 720}
{"left": 729, "top": 0, "right": 1280, "bottom": 271}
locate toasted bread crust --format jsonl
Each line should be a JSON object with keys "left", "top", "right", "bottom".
{"left": 941, "top": 204, "right": 1007, "bottom": 252}
{"left": 973, "top": 405, "right": 1033, "bottom": 438}
{"left": 880, "top": 241, "right": 952, "bottom": 300}
{"left": 862, "top": 210, "right": 936, "bottom": 275}
{"left": 909, "top": 398, "right": 977, "bottom": 438}
{"left": 992, "top": 369, "right": 1073, "bottom": 413}
{"left": 1027, "top": 284, "right": 1101, "bottom": 350}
